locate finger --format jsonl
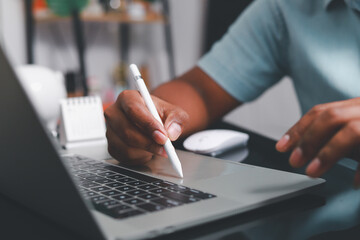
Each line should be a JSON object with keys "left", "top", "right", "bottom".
{"left": 353, "top": 163, "right": 360, "bottom": 189}
{"left": 107, "top": 142, "right": 153, "bottom": 166}
{"left": 305, "top": 121, "right": 360, "bottom": 178}
{"left": 276, "top": 104, "right": 329, "bottom": 152}
{"left": 163, "top": 105, "right": 189, "bottom": 141}
{"left": 106, "top": 122, "right": 166, "bottom": 158}
{"left": 276, "top": 101, "right": 353, "bottom": 152}
{"left": 290, "top": 105, "right": 360, "bottom": 168}
{"left": 105, "top": 107, "right": 164, "bottom": 155}
{"left": 117, "top": 90, "right": 168, "bottom": 144}
{"left": 106, "top": 126, "right": 161, "bottom": 165}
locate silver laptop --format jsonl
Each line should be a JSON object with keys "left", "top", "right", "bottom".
{"left": 0, "top": 47, "right": 325, "bottom": 240}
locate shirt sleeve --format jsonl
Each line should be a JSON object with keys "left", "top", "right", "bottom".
{"left": 198, "top": 0, "right": 288, "bottom": 103}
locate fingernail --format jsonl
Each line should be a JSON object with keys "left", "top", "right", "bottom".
{"left": 289, "top": 147, "right": 304, "bottom": 167}
{"left": 167, "top": 122, "right": 182, "bottom": 141}
{"left": 306, "top": 158, "right": 322, "bottom": 177}
{"left": 152, "top": 130, "right": 167, "bottom": 144}
{"left": 276, "top": 134, "right": 290, "bottom": 151}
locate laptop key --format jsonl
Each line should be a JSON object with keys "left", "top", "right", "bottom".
{"left": 89, "top": 168, "right": 108, "bottom": 174}
{"left": 161, "top": 192, "right": 200, "bottom": 204}
{"left": 126, "top": 189, "right": 147, "bottom": 196}
{"left": 90, "top": 186, "right": 111, "bottom": 192}
{"left": 72, "top": 170, "right": 88, "bottom": 175}
{"left": 78, "top": 173, "right": 97, "bottom": 179}
{"left": 115, "top": 186, "right": 136, "bottom": 192}
{"left": 102, "top": 190, "right": 122, "bottom": 196}
{"left": 95, "top": 200, "right": 121, "bottom": 210}
{"left": 83, "top": 191, "right": 98, "bottom": 198}
{"left": 78, "top": 188, "right": 88, "bottom": 193}
{"left": 112, "top": 194, "right": 132, "bottom": 201}
{"left": 94, "top": 178, "right": 115, "bottom": 184}
{"left": 124, "top": 198, "right": 145, "bottom": 205}
{"left": 149, "top": 188, "right": 171, "bottom": 194}
{"left": 92, "top": 163, "right": 107, "bottom": 168}
{"left": 106, "top": 174, "right": 126, "bottom": 180}
{"left": 151, "top": 198, "right": 181, "bottom": 207}
{"left": 167, "top": 185, "right": 189, "bottom": 192}
{"left": 97, "top": 171, "right": 117, "bottom": 177}
{"left": 137, "top": 193, "right": 159, "bottom": 200}
{"left": 87, "top": 176, "right": 106, "bottom": 181}
{"left": 80, "top": 181, "right": 100, "bottom": 188}
{"left": 90, "top": 195, "right": 110, "bottom": 204}
{"left": 113, "top": 209, "right": 143, "bottom": 219}
{"left": 180, "top": 189, "right": 203, "bottom": 196}
{"left": 116, "top": 177, "right": 136, "bottom": 183}
{"left": 153, "top": 181, "right": 175, "bottom": 188}
{"left": 126, "top": 181, "right": 146, "bottom": 187}
{"left": 105, "top": 182, "right": 124, "bottom": 188}
{"left": 138, "top": 184, "right": 158, "bottom": 191}
{"left": 137, "top": 203, "right": 164, "bottom": 212}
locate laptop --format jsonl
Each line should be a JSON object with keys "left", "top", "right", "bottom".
{"left": 0, "top": 47, "right": 325, "bottom": 240}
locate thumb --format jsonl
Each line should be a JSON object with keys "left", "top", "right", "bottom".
{"left": 163, "top": 107, "right": 189, "bottom": 141}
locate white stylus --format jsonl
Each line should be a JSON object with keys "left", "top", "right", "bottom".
{"left": 129, "top": 64, "right": 184, "bottom": 178}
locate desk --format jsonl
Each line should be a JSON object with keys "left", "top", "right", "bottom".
{"left": 1, "top": 122, "right": 360, "bottom": 240}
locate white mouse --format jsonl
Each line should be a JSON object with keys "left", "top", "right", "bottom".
{"left": 183, "top": 129, "right": 249, "bottom": 156}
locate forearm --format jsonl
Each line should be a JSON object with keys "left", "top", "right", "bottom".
{"left": 152, "top": 79, "right": 209, "bottom": 137}
{"left": 152, "top": 67, "right": 241, "bottom": 137}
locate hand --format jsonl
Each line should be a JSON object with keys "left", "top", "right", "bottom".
{"left": 104, "top": 90, "right": 189, "bottom": 165}
{"left": 276, "top": 98, "right": 360, "bottom": 188}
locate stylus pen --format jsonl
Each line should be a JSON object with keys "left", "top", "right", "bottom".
{"left": 129, "top": 64, "right": 184, "bottom": 178}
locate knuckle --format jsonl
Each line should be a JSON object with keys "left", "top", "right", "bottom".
{"left": 125, "top": 102, "right": 142, "bottom": 118}
{"left": 143, "top": 118, "right": 159, "bottom": 130}
{"left": 175, "top": 107, "right": 189, "bottom": 122}
{"left": 310, "top": 104, "right": 326, "bottom": 116}
{"left": 318, "top": 147, "right": 332, "bottom": 165}
{"left": 322, "top": 108, "right": 342, "bottom": 123}
{"left": 118, "top": 89, "right": 133, "bottom": 100}
{"left": 144, "top": 141, "right": 158, "bottom": 153}
{"left": 122, "top": 128, "right": 133, "bottom": 142}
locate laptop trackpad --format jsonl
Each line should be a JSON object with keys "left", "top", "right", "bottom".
{"left": 141, "top": 150, "right": 241, "bottom": 182}
{"left": 192, "top": 166, "right": 323, "bottom": 203}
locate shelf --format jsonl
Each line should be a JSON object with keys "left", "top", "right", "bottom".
{"left": 35, "top": 11, "right": 166, "bottom": 24}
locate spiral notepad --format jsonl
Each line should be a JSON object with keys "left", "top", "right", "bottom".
{"left": 59, "top": 96, "right": 106, "bottom": 149}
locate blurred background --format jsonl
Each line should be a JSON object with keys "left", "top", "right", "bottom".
{"left": 0, "top": 0, "right": 301, "bottom": 140}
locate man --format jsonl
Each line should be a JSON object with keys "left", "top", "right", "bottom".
{"left": 104, "top": 0, "right": 360, "bottom": 187}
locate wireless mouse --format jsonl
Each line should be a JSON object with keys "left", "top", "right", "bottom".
{"left": 183, "top": 129, "right": 249, "bottom": 156}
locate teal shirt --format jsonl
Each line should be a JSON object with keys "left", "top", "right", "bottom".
{"left": 198, "top": 0, "right": 360, "bottom": 114}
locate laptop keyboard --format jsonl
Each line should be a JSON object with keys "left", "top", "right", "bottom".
{"left": 63, "top": 155, "right": 216, "bottom": 220}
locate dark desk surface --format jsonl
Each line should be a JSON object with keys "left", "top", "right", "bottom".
{"left": 2, "top": 122, "right": 360, "bottom": 240}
